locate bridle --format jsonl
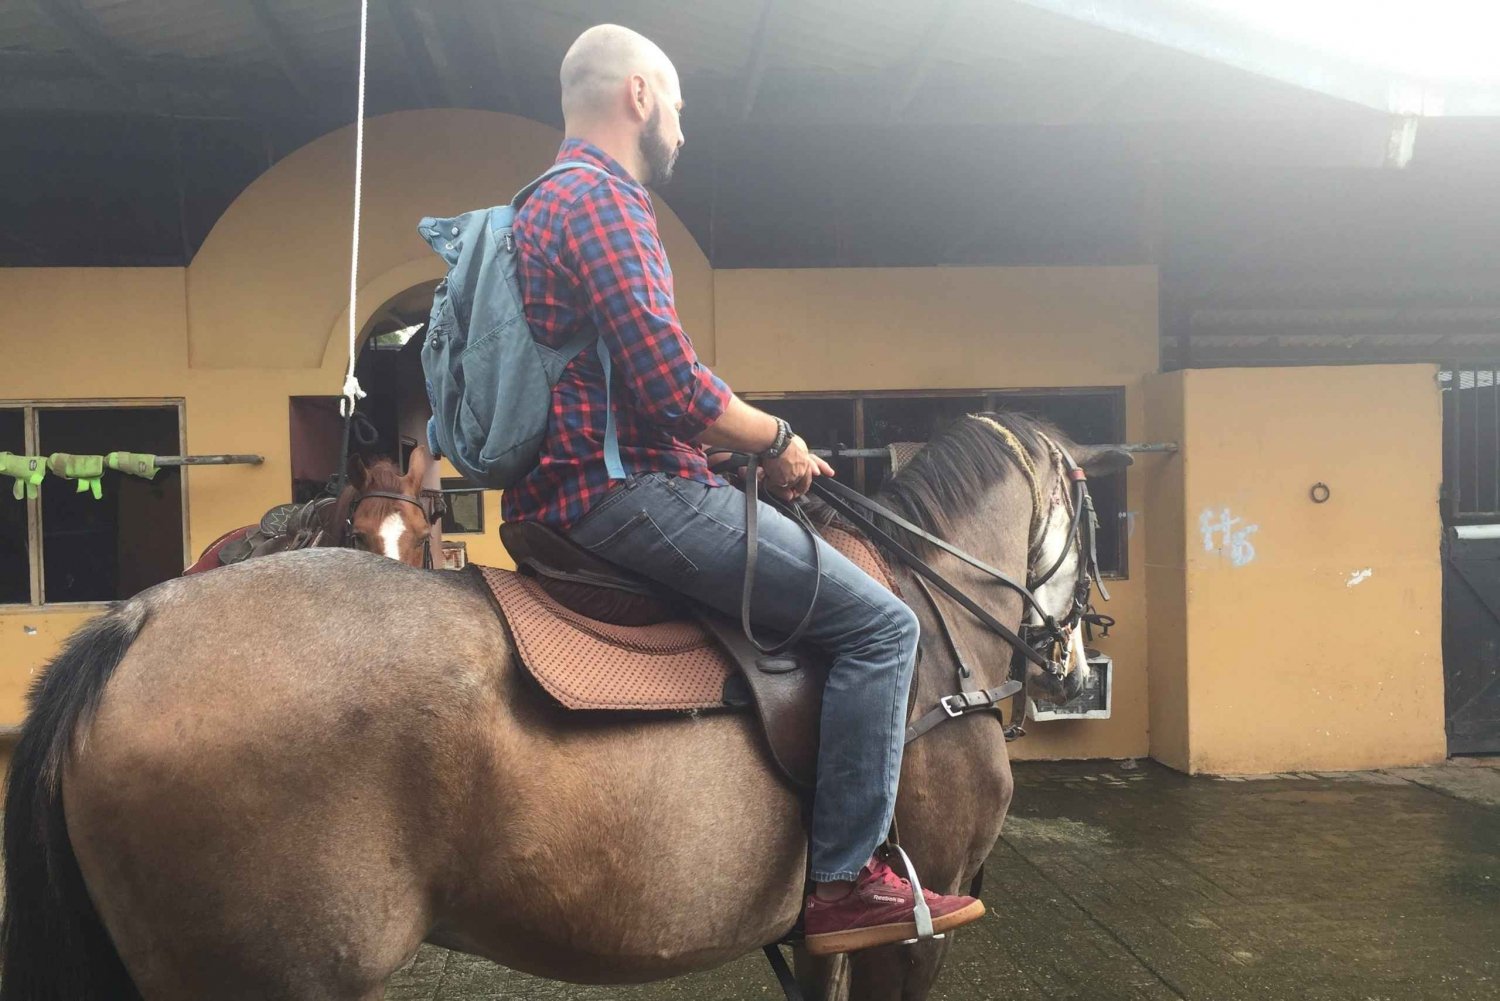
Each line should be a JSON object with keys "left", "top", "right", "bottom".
{"left": 346, "top": 489, "right": 435, "bottom": 569}
{"left": 740, "top": 418, "right": 1111, "bottom": 745}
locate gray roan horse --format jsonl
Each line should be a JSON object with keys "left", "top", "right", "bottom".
{"left": 1, "top": 412, "right": 1129, "bottom": 1001}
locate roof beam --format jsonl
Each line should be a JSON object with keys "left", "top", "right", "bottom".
{"left": 27, "top": 0, "right": 138, "bottom": 98}
{"left": 403, "top": 0, "right": 472, "bottom": 109}
{"left": 466, "top": 0, "right": 521, "bottom": 114}
{"left": 738, "top": 0, "right": 778, "bottom": 121}
{"left": 380, "top": 0, "right": 442, "bottom": 108}
{"left": 244, "top": 0, "right": 319, "bottom": 108}
{"left": 889, "top": 0, "right": 962, "bottom": 121}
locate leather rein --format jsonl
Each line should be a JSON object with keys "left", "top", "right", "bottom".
{"left": 735, "top": 425, "right": 1110, "bottom": 745}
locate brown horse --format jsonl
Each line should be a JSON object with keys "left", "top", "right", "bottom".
{"left": 1, "top": 413, "right": 1128, "bottom": 1001}
{"left": 184, "top": 448, "right": 436, "bottom": 573}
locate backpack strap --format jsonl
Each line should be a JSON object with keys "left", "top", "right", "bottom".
{"left": 513, "top": 159, "right": 626, "bottom": 482}
{"left": 595, "top": 339, "right": 626, "bottom": 481}
{"left": 512, "top": 160, "right": 607, "bottom": 208}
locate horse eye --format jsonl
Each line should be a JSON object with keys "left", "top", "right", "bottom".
{"left": 350, "top": 535, "right": 367, "bottom": 550}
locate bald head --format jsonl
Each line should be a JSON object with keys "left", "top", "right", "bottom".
{"left": 559, "top": 24, "right": 684, "bottom": 184}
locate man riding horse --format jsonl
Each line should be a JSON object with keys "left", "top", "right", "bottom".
{"left": 506, "top": 24, "right": 983, "bottom": 954}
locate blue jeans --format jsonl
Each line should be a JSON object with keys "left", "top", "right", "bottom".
{"left": 567, "top": 472, "right": 920, "bottom": 882}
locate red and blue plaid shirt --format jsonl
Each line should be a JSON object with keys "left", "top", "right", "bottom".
{"left": 502, "top": 140, "right": 731, "bottom": 530}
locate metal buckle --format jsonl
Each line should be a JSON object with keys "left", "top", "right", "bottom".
{"left": 941, "top": 694, "right": 965, "bottom": 717}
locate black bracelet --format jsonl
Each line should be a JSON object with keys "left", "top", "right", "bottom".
{"left": 761, "top": 417, "right": 794, "bottom": 460}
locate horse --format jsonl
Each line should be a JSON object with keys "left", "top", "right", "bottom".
{"left": 183, "top": 447, "right": 437, "bottom": 573}
{"left": 1, "top": 412, "right": 1130, "bottom": 1001}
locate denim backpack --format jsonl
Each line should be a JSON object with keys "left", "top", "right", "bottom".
{"left": 418, "top": 161, "right": 624, "bottom": 489}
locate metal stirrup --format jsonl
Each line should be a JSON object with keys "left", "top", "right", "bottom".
{"left": 890, "top": 843, "right": 941, "bottom": 943}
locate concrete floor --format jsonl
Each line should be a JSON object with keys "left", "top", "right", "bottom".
{"left": 386, "top": 758, "right": 1500, "bottom": 1001}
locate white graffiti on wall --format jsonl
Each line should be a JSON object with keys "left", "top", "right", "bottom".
{"left": 1200, "top": 508, "right": 1258, "bottom": 567}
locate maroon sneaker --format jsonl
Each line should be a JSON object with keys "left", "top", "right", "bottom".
{"left": 803, "top": 857, "right": 985, "bottom": 956}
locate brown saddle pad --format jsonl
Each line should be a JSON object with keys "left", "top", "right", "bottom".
{"left": 477, "top": 565, "right": 734, "bottom": 712}
{"left": 473, "top": 524, "right": 899, "bottom": 790}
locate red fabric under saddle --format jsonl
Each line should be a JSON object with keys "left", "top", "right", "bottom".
{"left": 476, "top": 526, "right": 899, "bottom": 714}
{"left": 182, "top": 525, "right": 254, "bottom": 575}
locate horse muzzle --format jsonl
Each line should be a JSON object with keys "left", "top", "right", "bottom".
{"left": 1026, "top": 627, "right": 1090, "bottom": 705}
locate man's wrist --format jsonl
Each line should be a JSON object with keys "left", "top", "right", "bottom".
{"left": 760, "top": 417, "right": 794, "bottom": 459}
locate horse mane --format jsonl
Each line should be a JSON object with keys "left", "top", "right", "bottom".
{"left": 876, "top": 411, "right": 1063, "bottom": 546}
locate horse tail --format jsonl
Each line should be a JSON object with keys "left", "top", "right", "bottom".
{"left": 2, "top": 603, "right": 147, "bottom": 1001}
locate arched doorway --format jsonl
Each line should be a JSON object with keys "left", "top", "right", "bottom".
{"left": 288, "top": 281, "right": 447, "bottom": 552}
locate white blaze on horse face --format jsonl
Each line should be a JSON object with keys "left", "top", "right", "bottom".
{"left": 1030, "top": 486, "right": 1080, "bottom": 625}
{"left": 377, "top": 512, "right": 406, "bottom": 561}
{"left": 1027, "top": 477, "right": 1092, "bottom": 690}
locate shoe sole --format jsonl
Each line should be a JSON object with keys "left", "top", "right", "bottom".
{"left": 803, "top": 899, "right": 986, "bottom": 957}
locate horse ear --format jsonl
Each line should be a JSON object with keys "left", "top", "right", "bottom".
{"left": 1073, "top": 445, "right": 1133, "bottom": 478}
{"left": 404, "top": 444, "right": 433, "bottom": 489}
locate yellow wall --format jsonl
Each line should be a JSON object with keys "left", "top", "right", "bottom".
{"left": 1144, "top": 366, "right": 1446, "bottom": 773}
{"left": 189, "top": 109, "right": 714, "bottom": 372}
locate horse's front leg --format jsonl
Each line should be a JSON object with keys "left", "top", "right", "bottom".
{"left": 845, "top": 937, "right": 953, "bottom": 1001}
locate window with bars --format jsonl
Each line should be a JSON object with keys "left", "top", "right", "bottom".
{"left": 0, "top": 402, "right": 186, "bottom": 606}
{"left": 1441, "top": 367, "right": 1500, "bottom": 524}
{"left": 746, "top": 388, "right": 1129, "bottom": 577}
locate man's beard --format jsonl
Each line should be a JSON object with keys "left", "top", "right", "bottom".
{"left": 640, "top": 105, "right": 678, "bottom": 185}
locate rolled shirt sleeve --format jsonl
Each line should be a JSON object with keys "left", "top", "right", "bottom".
{"left": 563, "top": 177, "right": 730, "bottom": 440}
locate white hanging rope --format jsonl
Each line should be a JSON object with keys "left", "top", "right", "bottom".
{"left": 341, "top": 0, "right": 370, "bottom": 418}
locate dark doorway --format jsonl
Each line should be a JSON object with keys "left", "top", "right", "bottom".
{"left": 1440, "top": 366, "right": 1500, "bottom": 754}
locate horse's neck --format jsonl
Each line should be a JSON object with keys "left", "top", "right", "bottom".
{"left": 895, "top": 480, "right": 1036, "bottom": 709}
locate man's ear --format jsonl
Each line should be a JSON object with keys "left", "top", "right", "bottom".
{"left": 630, "top": 74, "right": 650, "bottom": 121}
{"left": 1073, "top": 444, "right": 1133, "bottom": 478}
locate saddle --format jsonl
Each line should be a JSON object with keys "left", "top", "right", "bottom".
{"left": 476, "top": 519, "right": 899, "bottom": 790}
{"left": 218, "top": 498, "right": 339, "bottom": 566}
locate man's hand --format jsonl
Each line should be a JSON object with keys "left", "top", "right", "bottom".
{"left": 763, "top": 435, "right": 835, "bottom": 502}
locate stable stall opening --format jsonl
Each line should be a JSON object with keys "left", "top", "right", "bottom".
{"left": 1439, "top": 365, "right": 1500, "bottom": 754}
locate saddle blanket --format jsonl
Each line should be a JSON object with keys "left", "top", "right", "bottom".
{"left": 475, "top": 523, "right": 898, "bottom": 715}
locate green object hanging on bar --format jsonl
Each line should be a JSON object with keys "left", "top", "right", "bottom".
{"left": 107, "top": 451, "right": 160, "bottom": 481}
{"left": 0, "top": 452, "right": 46, "bottom": 500}
{"left": 48, "top": 453, "right": 106, "bottom": 500}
